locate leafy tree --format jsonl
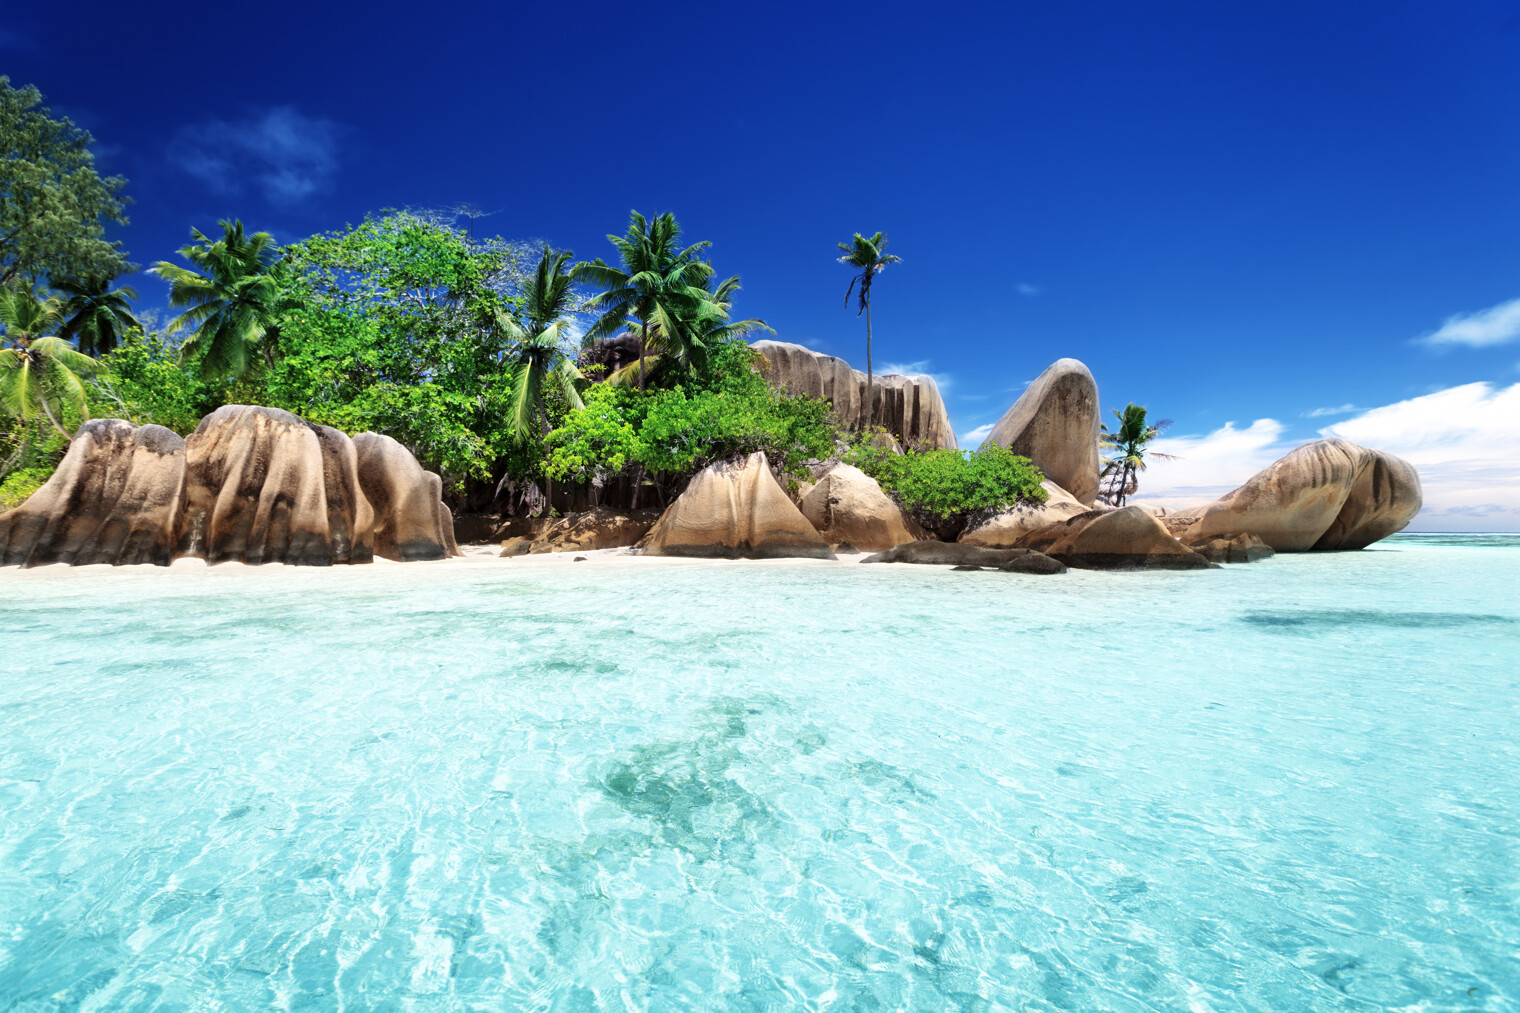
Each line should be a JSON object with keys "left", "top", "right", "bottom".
{"left": 88, "top": 328, "right": 219, "bottom": 435}
{"left": 0, "top": 77, "right": 131, "bottom": 287}
{"left": 0, "top": 287, "right": 98, "bottom": 438}
{"left": 150, "top": 220, "right": 297, "bottom": 379}
{"left": 837, "top": 231, "right": 901, "bottom": 427}
{"left": 847, "top": 441, "right": 1047, "bottom": 540}
{"left": 496, "top": 246, "right": 585, "bottom": 440}
{"left": 55, "top": 277, "right": 140, "bottom": 356}
{"left": 577, "top": 211, "right": 714, "bottom": 389}
{"left": 608, "top": 272, "right": 773, "bottom": 386}
{"left": 1098, "top": 403, "right": 1176, "bottom": 506}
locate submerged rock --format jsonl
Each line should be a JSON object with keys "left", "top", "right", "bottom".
{"left": 643, "top": 452, "right": 836, "bottom": 559}
{"left": 860, "top": 540, "right": 1065, "bottom": 573}
{"left": 958, "top": 481, "right": 1090, "bottom": 548}
{"left": 0, "top": 419, "right": 187, "bottom": 567}
{"left": 1187, "top": 532, "right": 1276, "bottom": 564}
{"left": 1178, "top": 438, "right": 1422, "bottom": 551}
{"left": 751, "top": 339, "right": 957, "bottom": 450}
{"left": 798, "top": 462, "right": 924, "bottom": 552}
{"left": 981, "top": 358, "right": 1101, "bottom": 506}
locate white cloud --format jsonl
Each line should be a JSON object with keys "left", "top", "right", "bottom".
{"left": 168, "top": 107, "right": 343, "bottom": 204}
{"left": 959, "top": 422, "right": 995, "bottom": 447}
{"left": 1420, "top": 297, "right": 1520, "bottom": 348}
{"left": 1128, "top": 419, "right": 1290, "bottom": 511}
{"left": 1322, "top": 381, "right": 1520, "bottom": 530}
{"left": 1302, "top": 403, "right": 1358, "bottom": 418}
{"left": 879, "top": 359, "right": 952, "bottom": 392}
{"left": 1017, "top": 283, "right": 1040, "bottom": 297}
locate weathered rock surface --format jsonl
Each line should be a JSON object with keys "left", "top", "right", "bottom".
{"left": 798, "top": 462, "right": 924, "bottom": 551}
{"left": 353, "top": 432, "right": 457, "bottom": 561}
{"left": 958, "top": 481, "right": 1090, "bottom": 548}
{"left": 1178, "top": 438, "right": 1422, "bottom": 552}
{"left": 860, "top": 540, "right": 1064, "bottom": 572}
{"left": 175, "top": 406, "right": 374, "bottom": 565}
{"left": 500, "top": 508, "right": 660, "bottom": 556}
{"left": 0, "top": 419, "right": 188, "bottom": 567}
{"left": 1022, "top": 506, "right": 1216, "bottom": 570}
{"left": 981, "top": 358, "right": 1101, "bottom": 506}
{"left": 1188, "top": 532, "right": 1276, "bottom": 564}
{"left": 643, "top": 452, "right": 835, "bottom": 559}
{"left": 751, "top": 339, "right": 957, "bottom": 450}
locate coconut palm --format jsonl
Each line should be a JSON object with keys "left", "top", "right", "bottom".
{"left": 0, "top": 287, "right": 99, "bottom": 439}
{"left": 1098, "top": 403, "right": 1176, "bottom": 506}
{"left": 496, "top": 246, "right": 585, "bottom": 440}
{"left": 837, "top": 232, "right": 901, "bottom": 428}
{"left": 576, "top": 211, "right": 713, "bottom": 389}
{"left": 149, "top": 220, "right": 296, "bottom": 379}
{"left": 600, "top": 270, "right": 772, "bottom": 386}
{"left": 54, "top": 277, "right": 140, "bottom": 356}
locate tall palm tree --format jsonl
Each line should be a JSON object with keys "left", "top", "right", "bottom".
{"left": 0, "top": 287, "right": 99, "bottom": 439}
{"left": 1099, "top": 403, "right": 1177, "bottom": 506}
{"left": 54, "top": 277, "right": 140, "bottom": 356}
{"left": 837, "top": 231, "right": 900, "bottom": 428}
{"left": 496, "top": 246, "right": 585, "bottom": 440}
{"left": 576, "top": 211, "right": 713, "bottom": 389}
{"left": 149, "top": 220, "right": 296, "bottom": 379}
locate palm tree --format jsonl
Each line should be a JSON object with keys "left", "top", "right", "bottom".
{"left": 0, "top": 287, "right": 99, "bottom": 439}
{"left": 837, "top": 231, "right": 901, "bottom": 428}
{"left": 600, "top": 270, "right": 772, "bottom": 386}
{"left": 496, "top": 246, "right": 585, "bottom": 440}
{"left": 576, "top": 211, "right": 713, "bottom": 389}
{"left": 1099, "top": 403, "right": 1177, "bottom": 506}
{"left": 149, "top": 220, "right": 296, "bottom": 379}
{"left": 54, "top": 277, "right": 140, "bottom": 356}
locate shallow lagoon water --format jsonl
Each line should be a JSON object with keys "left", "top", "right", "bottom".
{"left": 1, "top": 535, "right": 1517, "bottom": 1011}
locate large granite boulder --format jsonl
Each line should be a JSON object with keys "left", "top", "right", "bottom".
{"left": 981, "top": 358, "right": 1101, "bottom": 506}
{"left": 501, "top": 508, "right": 660, "bottom": 555}
{"left": 798, "top": 462, "right": 924, "bottom": 551}
{"left": 751, "top": 339, "right": 957, "bottom": 451}
{"left": 178, "top": 405, "right": 375, "bottom": 565}
{"left": 958, "top": 481, "right": 1090, "bottom": 548}
{"left": 352, "top": 432, "right": 458, "bottom": 561}
{"left": 1177, "top": 438, "right": 1422, "bottom": 552}
{"left": 860, "top": 540, "right": 1065, "bottom": 573}
{"left": 1028, "top": 506, "right": 1215, "bottom": 570}
{"left": 643, "top": 452, "right": 835, "bottom": 559}
{"left": 0, "top": 420, "right": 187, "bottom": 567}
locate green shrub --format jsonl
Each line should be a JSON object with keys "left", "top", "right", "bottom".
{"left": 847, "top": 442, "right": 1047, "bottom": 538}
{"left": 0, "top": 467, "right": 52, "bottom": 511}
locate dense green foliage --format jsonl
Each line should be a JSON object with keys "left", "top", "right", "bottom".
{"left": 848, "top": 441, "right": 1048, "bottom": 537}
{"left": 0, "top": 77, "right": 132, "bottom": 287}
{"left": 0, "top": 466, "right": 51, "bottom": 511}
{"left": 0, "top": 288, "right": 100, "bottom": 438}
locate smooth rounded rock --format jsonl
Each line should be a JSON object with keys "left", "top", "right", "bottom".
{"left": 981, "top": 358, "right": 1101, "bottom": 506}
{"left": 958, "top": 481, "right": 1089, "bottom": 548}
{"left": 643, "top": 452, "right": 835, "bottom": 559}
{"left": 799, "top": 462, "right": 924, "bottom": 551}
{"left": 353, "top": 432, "right": 458, "bottom": 561}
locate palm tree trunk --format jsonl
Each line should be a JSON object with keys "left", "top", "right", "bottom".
{"left": 865, "top": 298, "right": 875, "bottom": 429}
{"left": 637, "top": 315, "right": 647, "bottom": 391}
{"left": 37, "top": 397, "right": 72, "bottom": 441}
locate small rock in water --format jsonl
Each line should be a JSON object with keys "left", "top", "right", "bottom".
{"left": 573, "top": 556, "right": 587, "bottom": 562}
{"left": 999, "top": 554, "right": 1068, "bottom": 575}
{"left": 950, "top": 564, "right": 986, "bottom": 571}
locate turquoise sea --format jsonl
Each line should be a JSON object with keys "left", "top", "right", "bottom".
{"left": 1, "top": 534, "right": 1517, "bottom": 1011}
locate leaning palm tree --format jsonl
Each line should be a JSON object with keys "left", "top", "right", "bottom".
{"left": 0, "top": 287, "right": 99, "bottom": 439}
{"left": 54, "top": 277, "right": 141, "bottom": 357}
{"left": 149, "top": 220, "right": 296, "bottom": 379}
{"left": 496, "top": 246, "right": 585, "bottom": 440}
{"left": 837, "top": 232, "right": 901, "bottom": 428}
{"left": 576, "top": 211, "right": 713, "bottom": 389}
{"left": 1099, "top": 403, "right": 1177, "bottom": 506}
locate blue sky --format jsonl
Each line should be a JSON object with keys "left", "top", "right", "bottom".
{"left": 5, "top": 1, "right": 1519, "bottom": 528}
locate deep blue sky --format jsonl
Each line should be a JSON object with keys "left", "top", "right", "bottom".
{"left": 5, "top": 1, "right": 1519, "bottom": 522}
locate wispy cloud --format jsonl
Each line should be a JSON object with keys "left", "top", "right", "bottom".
{"left": 958, "top": 422, "right": 995, "bottom": 447}
{"left": 1301, "top": 403, "right": 1358, "bottom": 418}
{"left": 168, "top": 107, "right": 344, "bottom": 204}
{"left": 1128, "top": 419, "right": 1291, "bottom": 510}
{"left": 1420, "top": 296, "right": 1520, "bottom": 348}
{"left": 1323, "top": 381, "right": 1520, "bottom": 530}
{"left": 879, "top": 359, "right": 953, "bottom": 392}
{"left": 1017, "top": 283, "right": 1040, "bottom": 297}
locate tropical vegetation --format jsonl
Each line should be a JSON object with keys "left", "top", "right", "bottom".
{"left": 848, "top": 439, "right": 1048, "bottom": 539}
{"left": 837, "top": 232, "right": 901, "bottom": 427}
{"left": 1098, "top": 403, "right": 1175, "bottom": 506}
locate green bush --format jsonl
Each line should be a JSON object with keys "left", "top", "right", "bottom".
{"left": 0, "top": 466, "right": 52, "bottom": 511}
{"left": 847, "top": 442, "right": 1047, "bottom": 538}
